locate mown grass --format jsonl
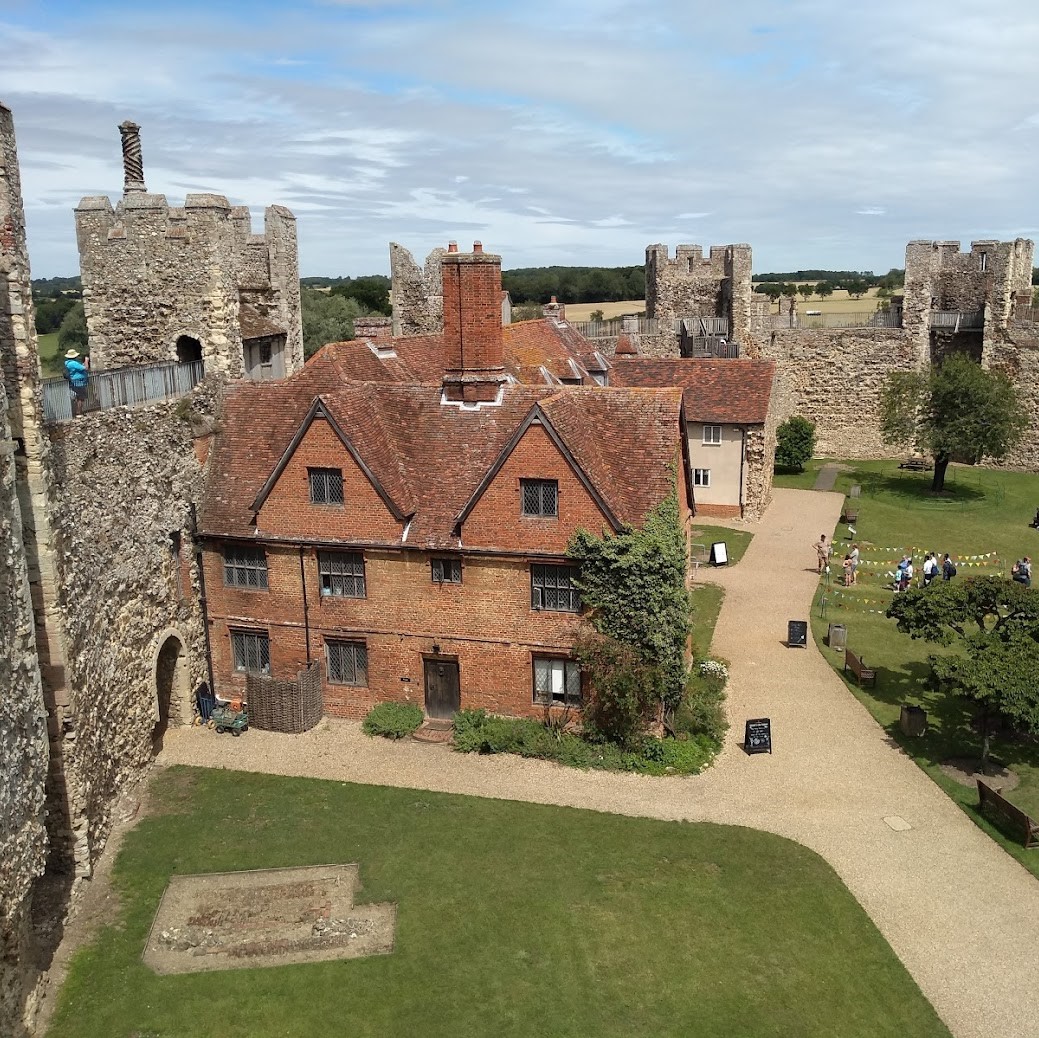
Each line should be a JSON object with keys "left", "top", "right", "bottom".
{"left": 38, "top": 331, "right": 61, "bottom": 378}
{"left": 46, "top": 767, "right": 950, "bottom": 1038}
{"left": 691, "top": 524, "right": 752, "bottom": 565}
{"left": 796, "top": 459, "right": 1039, "bottom": 877}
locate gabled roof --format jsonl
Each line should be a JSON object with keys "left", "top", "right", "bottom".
{"left": 198, "top": 377, "right": 684, "bottom": 549}
{"left": 609, "top": 358, "right": 775, "bottom": 425}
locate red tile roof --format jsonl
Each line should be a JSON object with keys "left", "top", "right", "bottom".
{"left": 609, "top": 358, "right": 775, "bottom": 425}
{"left": 199, "top": 371, "right": 683, "bottom": 549}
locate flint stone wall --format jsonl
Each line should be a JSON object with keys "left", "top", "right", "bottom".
{"left": 76, "top": 194, "right": 302, "bottom": 378}
{"left": 390, "top": 242, "right": 445, "bottom": 337}
{"left": 0, "top": 101, "right": 51, "bottom": 1038}
{"left": 986, "top": 324, "right": 1039, "bottom": 471}
{"left": 46, "top": 381, "right": 220, "bottom": 872}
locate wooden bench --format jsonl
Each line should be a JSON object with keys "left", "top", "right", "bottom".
{"left": 844, "top": 649, "right": 876, "bottom": 688}
{"left": 977, "top": 780, "right": 1039, "bottom": 849}
{"left": 898, "top": 457, "right": 932, "bottom": 471}
{"left": 841, "top": 502, "right": 859, "bottom": 524}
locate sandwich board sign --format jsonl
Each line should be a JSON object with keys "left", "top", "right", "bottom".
{"left": 744, "top": 718, "right": 772, "bottom": 754}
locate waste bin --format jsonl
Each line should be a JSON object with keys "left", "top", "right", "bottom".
{"left": 900, "top": 704, "right": 927, "bottom": 737}
{"left": 827, "top": 623, "right": 847, "bottom": 650}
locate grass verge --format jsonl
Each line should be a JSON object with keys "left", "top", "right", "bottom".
{"left": 47, "top": 767, "right": 951, "bottom": 1038}
{"left": 691, "top": 524, "right": 752, "bottom": 565}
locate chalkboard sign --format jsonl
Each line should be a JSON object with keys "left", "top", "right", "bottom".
{"left": 745, "top": 717, "right": 772, "bottom": 754}
{"left": 710, "top": 541, "right": 728, "bottom": 565}
{"left": 787, "top": 620, "right": 808, "bottom": 647}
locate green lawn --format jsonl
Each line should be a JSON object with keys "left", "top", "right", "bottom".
{"left": 691, "top": 524, "right": 752, "bottom": 565}
{"left": 38, "top": 331, "right": 61, "bottom": 378}
{"left": 798, "top": 459, "right": 1039, "bottom": 877}
{"left": 47, "top": 767, "right": 949, "bottom": 1038}
{"left": 690, "top": 581, "right": 725, "bottom": 658}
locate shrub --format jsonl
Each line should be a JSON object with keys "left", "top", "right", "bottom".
{"left": 775, "top": 416, "right": 816, "bottom": 472}
{"left": 575, "top": 632, "right": 660, "bottom": 748}
{"left": 362, "top": 702, "right": 423, "bottom": 740}
{"left": 674, "top": 661, "right": 729, "bottom": 744}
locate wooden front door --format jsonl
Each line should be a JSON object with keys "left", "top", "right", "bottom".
{"left": 424, "top": 658, "right": 460, "bottom": 719}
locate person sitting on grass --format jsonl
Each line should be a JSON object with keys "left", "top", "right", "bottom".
{"left": 1031, "top": 509, "right": 1039, "bottom": 529}
{"left": 1012, "top": 557, "right": 1032, "bottom": 587}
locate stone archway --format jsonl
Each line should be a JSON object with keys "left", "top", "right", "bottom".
{"left": 152, "top": 630, "right": 191, "bottom": 751}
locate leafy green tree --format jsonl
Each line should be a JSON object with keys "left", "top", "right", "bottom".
{"left": 34, "top": 294, "right": 77, "bottom": 334}
{"left": 780, "top": 283, "right": 798, "bottom": 301}
{"left": 774, "top": 415, "right": 816, "bottom": 471}
{"left": 301, "top": 288, "right": 365, "bottom": 358}
{"left": 816, "top": 281, "right": 834, "bottom": 300}
{"left": 879, "top": 353, "right": 1027, "bottom": 492}
{"left": 330, "top": 275, "right": 391, "bottom": 315}
{"left": 589, "top": 309, "right": 605, "bottom": 323}
{"left": 797, "top": 284, "right": 815, "bottom": 302}
{"left": 757, "top": 283, "right": 784, "bottom": 307}
{"left": 568, "top": 490, "right": 693, "bottom": 733}
{"left": 887, "top": 577, "right": 1039, "bottom": 772}
{"left": 57, "top": 301, "right": 88, "bottom": 353}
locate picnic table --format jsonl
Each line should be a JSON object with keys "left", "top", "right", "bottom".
{"left": 898, "top": 457, "right": 932, "bottom": 471}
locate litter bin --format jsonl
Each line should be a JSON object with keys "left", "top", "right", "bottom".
{"left": 900, "top": 704, "right": 927, "bottom": 737}
{"left": 827, "top": 623, "right": 847, "bottom": 650}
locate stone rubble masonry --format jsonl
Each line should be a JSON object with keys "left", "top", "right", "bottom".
{"left": 645, "top": 243, "right": 753, "bottom": 343}
{"left": 46, "top": 384, "right": 217, "bottom": 885}
{"left": 390, "top": 242, "right": 446, "bottom": 337}
{"left": 0, "top": 102, "right": 58, "bottom": 1038}
{"left": 75, "top": 138, "right": 303, "bottom": 378}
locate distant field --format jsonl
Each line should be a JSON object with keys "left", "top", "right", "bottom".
{"left": 38, "top": 332, "right": 61, "bottom": 378}
{"left": 565, "top": 288, "right": 886, "bottom": 322}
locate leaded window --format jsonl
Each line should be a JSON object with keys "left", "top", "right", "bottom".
{"left": 326, "top": 639, "right": 368, "bottom": 686}
{"left": 531, "top": 564, "right": 580, "bottom": 612}
{"left": 231, "top": 630, "right": 270, "bottom": 674}
{"left": 431, "top": 557, "right": 462, "bottom": 584}
{"left": 318, "top": 551, "right": 366, "bottom": 598}
{"left": 521, "top": 478, "right": 558, "bottom": 517}
{"left": 533, "top": 657, "right": 581, "bottom": 706}
{"left": 309, "top": 467, "right": 344, "bottom": 505}
{"left": 223, "top": 545, "right": 268, "bottom": 589}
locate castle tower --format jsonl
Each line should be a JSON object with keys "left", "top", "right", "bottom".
{"left": 390, "top": 241, "right": 446, "bottom": 336}
{"left": 76, "top": 121, "right": 303, "bottom": 380}
{"left": 645, "top": 243, "right": 753, "bottom": 343}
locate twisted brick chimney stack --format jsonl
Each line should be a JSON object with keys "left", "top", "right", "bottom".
{"left": 441, "top": 241, "right": 507, "bottom": 403}
{"left": 118, "top": 120, "right": 146, "bottom": 193}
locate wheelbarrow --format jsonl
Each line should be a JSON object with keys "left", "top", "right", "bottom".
{"left": 211, "top": 702, "right": 249, "bottom": 736}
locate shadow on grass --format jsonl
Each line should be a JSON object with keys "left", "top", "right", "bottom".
{"left": 848, "top": 470, "right": 986, "bottom": 506}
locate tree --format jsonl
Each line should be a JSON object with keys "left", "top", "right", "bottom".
{"left": 568, "top": 489, "right": 692, "bottom": 734}
{"left": 774, "top": 415, "right": 816, "bottom": 471}
{"left": 780, "top": 283, "right": 798, "bottom": 301}
{"left": 887, "top": 578, "right": 1039, "bottom": 772}
{"left": 816, "top": 282, "right": 834, "bottom": 300}
{"left": 57, "top": 301, "right": 88, "bottom": 353}
{"left": 879, "top": 353, "right": 1027, "bottom": 492}
{"left": 300, "top": 288, "right": 364, "bottom": 358}
{"left": 589, "top": 309, "right": 605, "bottom": 323}
{"left": 798, "top": 284, "right": 815, "bottom": 302}
{"left": 757, "top": 283, "right": 784, "bottom": 308}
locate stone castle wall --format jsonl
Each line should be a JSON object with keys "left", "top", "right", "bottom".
{"left": 0, "top": 102, "right": 55, "bottom": 1038}
{"left": 390, "top": 242, "right": 446, "bottom": 336}
{"left": 47, "top": 385, "right": 218, "bottom": 873}
{"left": 986, "top": 323, "right": 1039, "bottom": 471}
{"left": 76, "top": 193, "right": 302, "bottom": 377}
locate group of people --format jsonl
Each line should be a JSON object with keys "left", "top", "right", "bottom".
{"left": 815, "top": 534, "right": 862, "bottom": 587}
{"left": 896, "top": 551, "right": 956, "bottom": 592}
{"left": 1012, "top": 557, "right": 1032, "bottom": 587}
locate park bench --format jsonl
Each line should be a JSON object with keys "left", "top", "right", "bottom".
{"left": 898, "top": 457, "right": 932, "bottom": 471}
{"left": 840, "top": 501, "right": 859, "bottom": 524}
{"left": 844, "top": 648, "right": 876, "bottom": 688}
{"left": 977, "top": 780, "right": 1039, "bottom": 849}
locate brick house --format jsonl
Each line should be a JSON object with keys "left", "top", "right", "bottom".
{"left": 198, "top": 243, "right": 692, "bottom": 720}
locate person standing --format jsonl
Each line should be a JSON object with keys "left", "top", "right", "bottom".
{"left": 942, "top": 554, "right": 956, "bottom": 581}
{"left": 849, "top": 543, "right": 860, "bottom": 585}
{"left": 63, "top": 349, "right": 89, "bottom": 418}
{"left": 922, "top": 552, "right": 937, "bottom": 586}
{"left": 815, "top": 534, "right": 831, "bottom": 575}
{"left": 842, "top": 554, "right": 853, "bottom": 586}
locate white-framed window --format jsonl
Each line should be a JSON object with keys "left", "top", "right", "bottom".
{"left": 533, "top": 656, "right": 581, "bottom": 706}
{"left": 702, "top": 425, "right": 723, "bottom": 445}
{"left": 693, "top": 468, "right": 711, "bottom": 487}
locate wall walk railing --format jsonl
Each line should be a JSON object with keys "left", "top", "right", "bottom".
{"left": 42, "top": 359, "right": 205, "bottom": 424}
{"left": 770, "top": 310, "right": 903, "bottom": 331}
{"left": 928, "top": 310, "right": 984, "bottom": 331}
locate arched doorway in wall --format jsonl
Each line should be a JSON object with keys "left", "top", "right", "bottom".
{"left": 175, "top": 335, "right": 203, "bottom": 364}
{"left": 152, "top": 632, "right": 190, "bottom": 753}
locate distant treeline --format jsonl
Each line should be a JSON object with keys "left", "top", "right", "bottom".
{"left": 299, "top": 275, "right": 391, "bottom": 315}
{"left": 502, "top": 266, "right": 645, "bottom": 305}
{"left": 754, "top": 269, "right": 905, "bottom": 289}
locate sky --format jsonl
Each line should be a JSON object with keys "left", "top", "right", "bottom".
{"left": 2, "top": 0, "right": 1038, "bottom": 278}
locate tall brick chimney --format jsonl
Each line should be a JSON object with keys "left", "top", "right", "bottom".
{"left": 441, "top": 241, "right": 506, "bottom": 403}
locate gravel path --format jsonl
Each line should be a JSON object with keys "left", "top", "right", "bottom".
{"left": 162, "top": 488, "right": 1039, "bottom": 1038}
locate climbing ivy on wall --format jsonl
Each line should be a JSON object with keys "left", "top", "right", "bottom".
{"left": 567, "top": 488, "right": 692, "bottom": 716}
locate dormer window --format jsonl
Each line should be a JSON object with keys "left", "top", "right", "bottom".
{"left": 309, "top": 467, "right": 344, "bottom": 506}
{"left": 521, "top": 478, "right": 558, "bottom": 517}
